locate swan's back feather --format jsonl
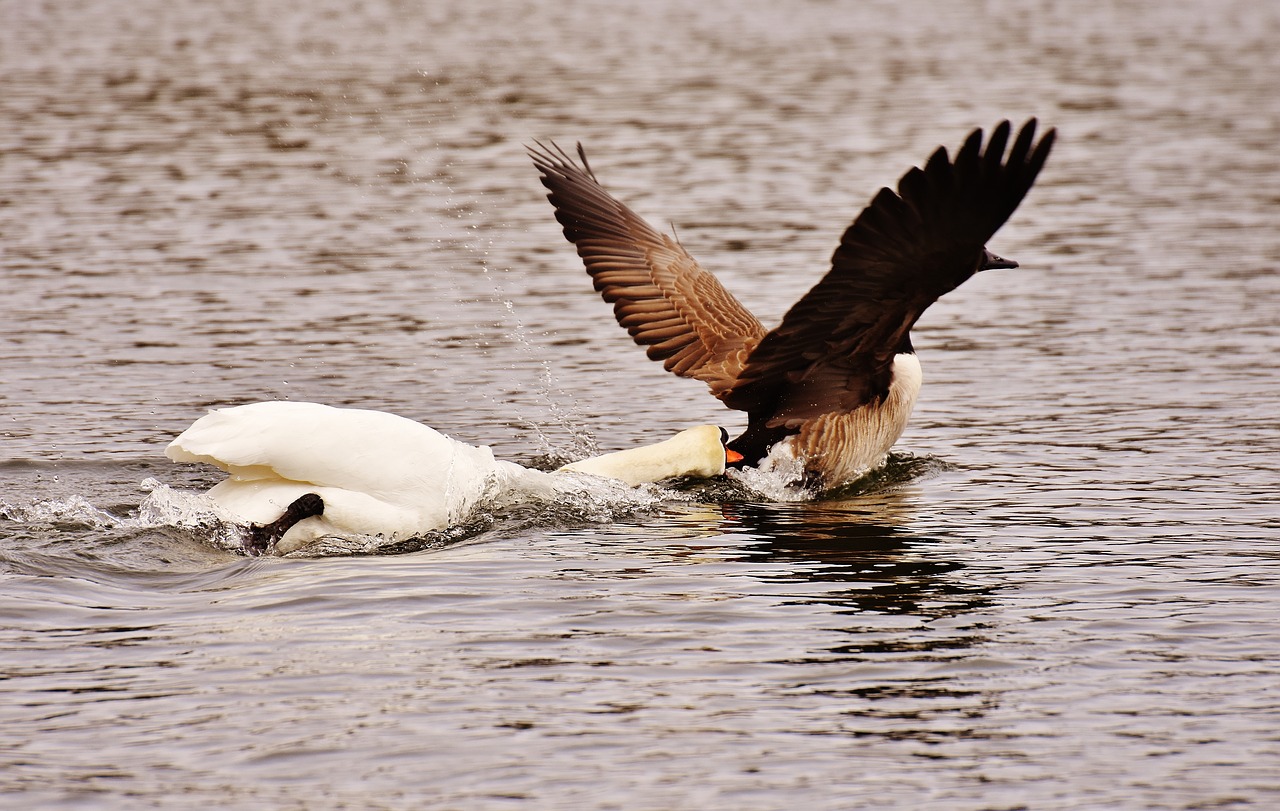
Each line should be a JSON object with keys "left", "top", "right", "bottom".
{"left": 166, "top": 401, "right": 501, "bottom": 498}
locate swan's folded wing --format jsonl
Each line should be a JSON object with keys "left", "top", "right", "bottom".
{"left": 166, "top": 403, "right": 298, "bottom": 479}
{"left": 724, "top": 119, "right": 1056, "bottom": 426}
{"left": 530, "top": 141, "right": 767, "bottom": 401}
{"left": 166, "top": 402, "right": 498, "bottom": 497}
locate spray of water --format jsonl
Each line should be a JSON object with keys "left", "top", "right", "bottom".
{"left": 459, "top": 215, "right": 597, "bottom": 459}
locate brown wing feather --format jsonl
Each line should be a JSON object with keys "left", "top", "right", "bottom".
{"left": 724, "top": 119, "right": 1056, "bottom": 427}
{"left": 529, "top": 142, "right": 766, "bottom": 400}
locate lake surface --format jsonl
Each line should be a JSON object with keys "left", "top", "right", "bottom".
{"left": 2, "top": 0, "right": 1278, "bottom": 807}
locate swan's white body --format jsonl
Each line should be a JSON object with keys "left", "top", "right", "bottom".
{"left": 166, "top": 401, "right": 727, "bottom": 550}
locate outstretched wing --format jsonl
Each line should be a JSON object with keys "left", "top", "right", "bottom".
{"left": 724, "top": 119, "right": 1056, "bottom": 426}
{"left": 530, "top": 141, "right": 767, "bottom": 400}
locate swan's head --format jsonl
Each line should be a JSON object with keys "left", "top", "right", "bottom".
{"left": 557, "top": 425, "right": 743, "bottom": 486}
{"left": 664, "top": 425, "right": 745, "bottom": 479}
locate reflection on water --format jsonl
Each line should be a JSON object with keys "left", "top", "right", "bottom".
{"left": 719, "top": 498, "right": 999, "bottom": 672}
{"left": 726, "top": 501, "right": 974, "bottom": 606}
{"left": 2, "top": 0, "right": 1279, "bottom": 807}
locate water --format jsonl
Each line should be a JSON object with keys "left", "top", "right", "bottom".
{"left": 2, "top": 0, "right": 1278, "bottom": 807}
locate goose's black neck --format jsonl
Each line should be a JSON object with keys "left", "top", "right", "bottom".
{"left": 727, "top": 418, "right": 796, "bottom": 467}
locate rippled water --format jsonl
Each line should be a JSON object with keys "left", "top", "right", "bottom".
{"left": 2, "top": 0, "right": 1278, "bottom": 807}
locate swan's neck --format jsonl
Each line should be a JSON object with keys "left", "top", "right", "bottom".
{"left": 557, "top": 427, "right": 722, "bottom": 486}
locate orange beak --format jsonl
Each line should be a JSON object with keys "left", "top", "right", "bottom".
{"left": 725, "top": 448, "right": 745, "bottom": 465}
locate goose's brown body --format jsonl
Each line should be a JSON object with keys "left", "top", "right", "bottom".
{"left": 530, "top": 120, "right": 1055, "bottom": 488}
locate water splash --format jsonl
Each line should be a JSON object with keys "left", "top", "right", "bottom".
{"left": 0, "top": 451, "right": 951, "bottom": 560}
{"left": 726, "top": 448, "right": 955, "bottom": 502}
{"left": 249, "top": 472, "right": 671, "bottom": 558}
{"left": 0, "top": 495, "right": 124, "bottom": 530}
{"left": 496, "top": 295, "right": 599, "bottom": 461}
{"left": 134, "top": 478, "right": 251, "bottom": 551}
{"left": 1, "top": 469, "right": 697, "bottom": 560}
{"left": 725, "top": 444, "right": 815, "bottom": 502}
{"left": 826, "top": 452, "right": 956, "bottom": 497}
{"left": 0, "top": 479, "right": 248, "bottom": 552}
{"left": 461, "top": 196, "right": 597, "bottom": 459}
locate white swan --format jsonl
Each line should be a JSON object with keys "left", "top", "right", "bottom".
{"left": 165, "top": 401, "right": 738, "bottom": 552}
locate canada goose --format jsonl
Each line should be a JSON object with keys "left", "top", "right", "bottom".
{"left": 530, "top": 119, "right": 1055, "bottom": 488}
{"left": 166, "top": 401, "right": 739, "bottom": 552}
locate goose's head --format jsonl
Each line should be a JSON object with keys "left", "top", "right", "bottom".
{"left": 558, "top": 425, "right": 744, "bottom": 486}
{"left": 932, "top": 248, "right": 1020, "bottom": 302}
{"left": 981, "top": 248, "right": 1018, "bottom": 271}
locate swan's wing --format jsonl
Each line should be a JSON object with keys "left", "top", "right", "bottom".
{"left": 530, "top": 141, "right": 767, "bottom": 400}
{"left": 167, "top": 402, "right": 342, "bottom": 479}
{"left": 724, "top": 119, "right": 1056, "bottom": 426}
{"left": 166, "top": 402, "right": 498, "bottom": 496}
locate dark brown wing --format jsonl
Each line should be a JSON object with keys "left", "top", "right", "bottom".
{"left": 724, "top": 119, "right": 1056, "bottom": 428}
{"left": 529, "top": 141, "right": 766, "bottom": 399}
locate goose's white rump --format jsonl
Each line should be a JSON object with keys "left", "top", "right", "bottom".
{"left": 166, "top": 401, "right": 731, "bottom": 550}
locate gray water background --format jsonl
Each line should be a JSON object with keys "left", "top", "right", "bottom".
{"left": 1, "top": 0, "right": 1278, "bottom": 807}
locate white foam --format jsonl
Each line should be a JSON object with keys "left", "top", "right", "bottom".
{"left": 724, "top": 444, "right": 816, "bottom": 502}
